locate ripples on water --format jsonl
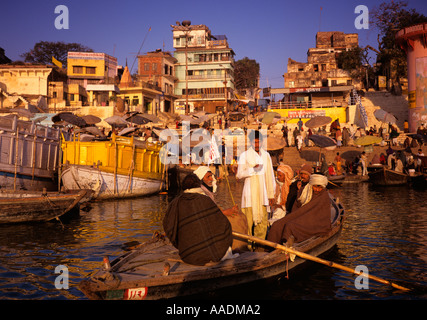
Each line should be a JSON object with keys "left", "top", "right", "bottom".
{"left": 0, "top": 180, "right": 425, "bottom": 300}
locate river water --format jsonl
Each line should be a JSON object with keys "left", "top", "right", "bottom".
{"left": 0, "top": 178, "right": 426, "bottom": 301}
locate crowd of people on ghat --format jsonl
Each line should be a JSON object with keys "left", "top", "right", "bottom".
{"left": 163, "top": 130, "right": 340, "bottom": 265}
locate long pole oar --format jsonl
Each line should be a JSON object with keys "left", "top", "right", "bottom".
{"left": 221, "top": 163, "right": 235, "bottom": 206}
{"left": 232, "top": 231, "right": 411, "bottom": 292}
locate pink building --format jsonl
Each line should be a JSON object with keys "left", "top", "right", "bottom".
{"left": 396, "top": 23, "right": 427, "bottom": 132}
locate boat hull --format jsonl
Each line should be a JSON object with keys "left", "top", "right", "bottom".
{"left": 368, "top": 167, "right": 408, "bottom": 186}
{"left": 0, "top": 115, "right": 62, "bottom": 191}
{"left": 0, "top": 189, "right": 88, "bottom": 224}
{"left": 61, "top": 165, "right": 162, "bottom": 200}
{"left": 79, "top": 205, "right": 344, "bottom": 300}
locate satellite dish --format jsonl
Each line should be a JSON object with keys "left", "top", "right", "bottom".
{"left": 182, "top": 20, "right": 191, "bottom": 26}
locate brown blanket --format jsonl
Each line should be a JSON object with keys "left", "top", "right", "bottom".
{"left": 163, "top": 192, "right": 232, "bottom": 265}
{"left": 267, "top": 188, "right": 332, "bottom": 244}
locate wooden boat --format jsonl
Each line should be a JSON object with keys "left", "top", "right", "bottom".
{"left": 60, "top": 134, "right": 165, "bottom": 200}
{"left": 0, "top": 189, "right": 89, "bottom": 224}
{"left": 327, "top": 174, "right": 345, "bottom": 187}
{"left": 0, "top": 115, "right": 63, "bottom": 191}
{"left": 79, "top": 197, "right": 345, "bottom": 300}
{"left": 368, "top": 167, "right": 408, "bottom": 186}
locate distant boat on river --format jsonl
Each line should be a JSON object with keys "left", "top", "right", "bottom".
{"left": 60, "top": 135, "right": 165, "bottom": 200}
{"left": 0, "top": 115, "right": 63, "bottom": 191}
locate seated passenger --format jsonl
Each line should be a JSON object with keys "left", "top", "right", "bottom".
{"left": 193, "top": 166, "right": 249, "bottom": 253}
{"left": 269, "top": 164, "right": 294, "bottom": 224}
{"left": 163, "top": 173, "right": 233, "bottom": 265}
{"left": 266, "top": 174, "right": 332, "bottom": 244}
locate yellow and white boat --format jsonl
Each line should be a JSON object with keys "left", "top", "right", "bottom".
{"left": 60, "top": 134, "right": 165, "bottom": 200}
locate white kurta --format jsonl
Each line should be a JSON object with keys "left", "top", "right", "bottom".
{"left": 236, "top": 147, "right": 276, "bottom": 211}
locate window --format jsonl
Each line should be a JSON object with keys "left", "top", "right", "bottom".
{"left": 144, "top": 63, "right": 150, "bottom": 71}
{"left": 86, "top": 67, "right": 96, "bottom": 74}
{"left": 152, "top": 63, "right": 157, "bottom": 72}
{"left": 331, "top": 80, "right": 337, "bottom": 86}
{"left": 321, "top": 64, "right": 326, "bottom": 71}
{"left": 73, "top": 66, "right": 83, "bottom": 74}
{"left": 314, "top": 64, "right": 319, "bottom": 72}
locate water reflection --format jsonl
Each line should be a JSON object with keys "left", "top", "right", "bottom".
{"left": 0, "top": 179, "right": 426, "bottom": 300}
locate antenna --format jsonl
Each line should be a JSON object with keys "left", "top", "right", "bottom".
{"left": 319, "top": 7, "right": 322, "bottom": 32}
{"left": 130, "top": 26, "right": 152, "bottom": 74}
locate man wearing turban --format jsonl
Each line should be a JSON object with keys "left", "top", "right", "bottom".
{"left": 269, "top": 164, "right": 294, "bottom": 224}
{"left": 236, "top": 130, "right": 275, "bottom": 241}
{"left": 193, "top": 166, "right": 249, "bottom": 253}
{"left": 267, "top": 174, "right": 332, "bottom": 244}
{"left": 285, "top": 163, "right": 312, "bottom": 213}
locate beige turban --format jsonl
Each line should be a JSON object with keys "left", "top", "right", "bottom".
{"left": 193, "top": 166, "right": 211, "bottom": 180}
{"left": 193, "top": 166, "right": 217, "bottom": 193}
{"left": 309, "top": 174, "right": 328, "bottom": 188}
{"left": 275, "top": 164, "right": 294, "bottom": 207}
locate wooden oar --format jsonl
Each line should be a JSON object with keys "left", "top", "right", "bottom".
{"left": 232, "top": 231, "right": 411, "bottom": 291}
{"left": 328, "top": 180, "right": 341, "bottom": 188}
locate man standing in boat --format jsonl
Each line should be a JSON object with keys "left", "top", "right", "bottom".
{"left": 236, "top": 130, "right": 275, "bottom": 240}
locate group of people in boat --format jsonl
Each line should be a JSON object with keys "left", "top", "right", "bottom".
{"left": 163, "top": 130, "right": 337, "bottom": 266}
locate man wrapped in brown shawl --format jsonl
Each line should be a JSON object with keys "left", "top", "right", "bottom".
{"left": 163, "top": 174, "right": 232, "bottom": 266}
{"left": 267, "top": 174, "right": 332, "bottom": 244}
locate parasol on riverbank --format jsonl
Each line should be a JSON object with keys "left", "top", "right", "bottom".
{"left": 374, "top": 109, "right": 397, "bottom": 125}
{"left": 104, "top": 115, "right": 128, "bottom": 127}
{"left": 309, "top": 134, "right": 337, "bottom": 162}
{"left": 305, "top": 116, "right": 332, "bottom": 129}
{"left": 354, "top": 135, "right": 383, "bottom": 146}
{"left": 10, "top": 107, "right": 34, "bottom": 119}
{"left": 354, "top": 135, "right": 383, "bottom": 153}
{"left": 308, "top": 134, "right": 337, "bottom": 148}
{"left": 53, "top": 112, "right": 87, "bottom": 127}
{"left": 259, "top": 112, "right": 282, "bottom": 125}
{"left": 81, "top": 115, "right": 101, "bottom": 125}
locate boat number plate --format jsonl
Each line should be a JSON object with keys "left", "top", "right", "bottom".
{"left": 124, "top": 287, "right": 148, "bottom": 300}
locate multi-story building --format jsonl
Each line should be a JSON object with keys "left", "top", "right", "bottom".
{"left": 171, "top": 21, "right": 235, "bottom": 114}
{"left": 67, "top": 52, "right": 118, "bottom": 87}
{"left": 67, "top": 52, "right": 119, "bottom": 107}
{"left": 118, "top": 64, "right": 162, "bottom": 114}
{"left": 0, "top": 64, "right": 55, "bottom": 112}
{"left": 270, "top": 31, "right": 361, "bottom": 124}
{"left": 137, "top": 49, "right": 178, "bottom": 113}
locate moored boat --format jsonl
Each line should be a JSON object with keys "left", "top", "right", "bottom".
{"left": 0, "top": 189, "right": 89, "bottom": 224}
{"left": 79, "top": 197, "right": 345, "bottom": 300}
{"left": 0, "top": 115, "right": 63, "bottom": 191}
{"left": 368, "top": 167, "right": 408, "bottom": 186}
{"left": 60, "top": 134, "right": 165, "bottom": 200}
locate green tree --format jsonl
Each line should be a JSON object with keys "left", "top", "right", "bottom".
{"left": 371, "top": 0, "right": 427, "bottom": 93}
{"left": 337, "top": 46, "right": 375, "bottom": 88}
{"left": 234, "top": 57, "right": 260, "bottom": 90}
{"left": 20, "top": 41, "right": 93, "bottom": 68}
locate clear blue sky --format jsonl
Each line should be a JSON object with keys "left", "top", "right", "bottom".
{"left": 1, "top": 0, "right": 426, "bottom": 92}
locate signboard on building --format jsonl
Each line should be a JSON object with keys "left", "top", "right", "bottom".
{"left": 378, "top": 76, "right": 387, "bottom": 89}
{"left": 288, "top": 110, "right": 326, "bottom": 119}
{"left": 268, "top": 107, "right": 347, "bottom": 124}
